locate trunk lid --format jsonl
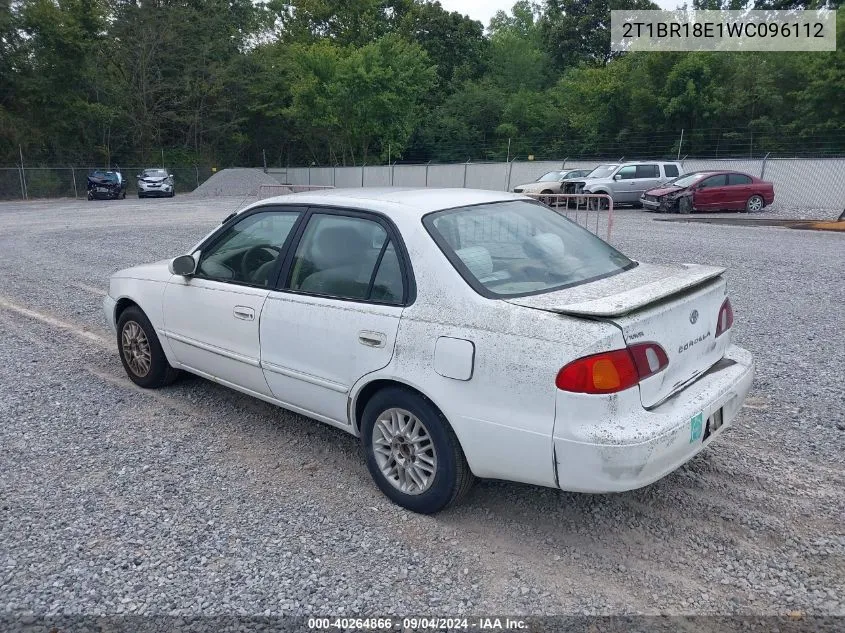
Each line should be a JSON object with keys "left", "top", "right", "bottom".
{"left": 507, "top": 262, "right": 731, "bottom": 408}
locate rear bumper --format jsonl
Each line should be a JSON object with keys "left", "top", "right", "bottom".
{"left": 553, "top": 345, "right": 754, "bottom": 493}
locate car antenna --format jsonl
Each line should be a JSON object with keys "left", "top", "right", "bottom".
{"left": 220, "top": 194, "right": 252, "bottom": 224}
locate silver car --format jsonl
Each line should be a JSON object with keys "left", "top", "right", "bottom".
{"left": 137, "top": 168, "right": 175, "bottom": 198}
{"left": 566, "top": 162, "right": 684, "bottom": 207}
{"left": 512, "top": 169, "right": 593, "bottom": 199}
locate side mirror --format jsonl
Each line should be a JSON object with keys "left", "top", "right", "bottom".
{"left": 613, "top": 174, "right": 622, "bottom": 181}
{"left": 169, "top": 254, "right": 197, "bottom": 276}
{"left": 169, "top": 174, "right": 174, "bottom": 179}
{"left": 136, "top": 174, "right": 141, "bottom": 179}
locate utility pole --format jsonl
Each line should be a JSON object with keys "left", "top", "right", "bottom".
{"left": 506, "top": 137, "right": 511, "bottom": 163}
{"left": 677, "top": 129, "right": 684, "bottom": 161}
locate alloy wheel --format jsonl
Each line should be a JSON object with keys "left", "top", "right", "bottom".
{"left": 121, "top": 320, "right": 152, "bottom": 377}
{"left": 371, "top": 408, "right": 438, "bottom": 495}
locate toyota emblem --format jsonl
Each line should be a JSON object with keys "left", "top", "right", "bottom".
{"left": 689, "top": 309, "right": 699, "bottom": 324}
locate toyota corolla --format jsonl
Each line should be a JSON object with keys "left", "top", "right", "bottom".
{"left": 104, "top": 189, "right": 754, "bottom": 513}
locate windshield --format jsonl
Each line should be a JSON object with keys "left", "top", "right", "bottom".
{"left": 91, "top": 171, "right": 119, "bottom": 182}
{"left": 671, "top": 174, "right": 704, "bottom": 188}
{"left": 424, "top": 200, "right": 635, "bottom": 297}
{"left": 585, "top": 165, "right": 617, "bottom": 179}
{"left": 142, "top": 169, "right": 168, "bottom": 178}
{"left": 537, "top": 171, "right": 562, "bottom": 182}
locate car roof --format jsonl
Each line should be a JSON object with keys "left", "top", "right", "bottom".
{"left": 251, "top": 187, "right": 528, "bottom": 218}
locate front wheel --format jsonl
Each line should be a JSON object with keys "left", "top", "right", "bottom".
{"left": 361, "top": 387, "right": 474, "bottom": 514}
{"left": 746, "top": 195, "right": 764, "bottom": 213}
{"left": 679, "top": 197, "right": 693, "bottom": 214}
{"left": 117, "top": 306, "right": 180, "bottom": 388}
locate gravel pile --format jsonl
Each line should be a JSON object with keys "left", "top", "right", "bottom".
{"left": 0, "top": 197, "right": 842, "bottom": 620}
{"left": 190, "top": 169, "right": 282, "bottom": 198}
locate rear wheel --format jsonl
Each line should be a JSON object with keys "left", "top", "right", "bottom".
{"left": 361, "top": 387, "right": 474, "bottom": 514}
{"left": 746, "top": 195, "right": 764, "bottom": 213}
{"left": 679, "top": 197, "right": 693, "bottom": 214}
{"left": 117, "top": 306, "right": 180, "bottom": 388}
{"left": 540, "top": 190, "right": 554, "bottom": 206}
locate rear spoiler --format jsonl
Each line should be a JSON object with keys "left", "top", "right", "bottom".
{"left": 506, "top": 263, "right": 726, "bottom": 318}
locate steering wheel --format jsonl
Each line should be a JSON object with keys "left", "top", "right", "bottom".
{"left": 241, "top": 244, "right": 281, "bottom": 282}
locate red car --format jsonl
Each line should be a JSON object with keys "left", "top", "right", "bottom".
{"left": 641, "top": 171, "right": 775, "bottom": 214}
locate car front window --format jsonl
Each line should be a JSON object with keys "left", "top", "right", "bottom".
{"left": 671, "top": 174, "right": 701, "bottom": 188}
{"left": 424, "top": 200, "right": 635, "bottom": 297}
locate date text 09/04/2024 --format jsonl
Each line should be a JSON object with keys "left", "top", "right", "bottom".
{"left": 307, "top": 617, "right": 528, "bottom": 630}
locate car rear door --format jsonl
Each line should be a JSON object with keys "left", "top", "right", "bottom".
{"left": 259, "top": 208, "right": 410, "bottom": 425}
{"left": 725, "top": 173, "right": 753, "bottom": 209}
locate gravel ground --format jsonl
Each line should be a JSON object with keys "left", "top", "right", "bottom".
{"left": 0, "top": 196, "right": 842, "bottom": 621}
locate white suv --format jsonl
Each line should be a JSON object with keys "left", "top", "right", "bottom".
{"left": 567, "top": 162, "right": 684, "bottom": 206}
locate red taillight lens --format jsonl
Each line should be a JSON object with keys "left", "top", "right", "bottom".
{"left": 715, "top": 298, "right": 734, "bottom": 337}
{"left": 627, "top": 342, "right": 670, "bottom": 380}
{"left": 556, "top": 349, "right": 639, "bottom": 394}
{"left": 556, "top": 343, "right": 669, "bottom": 394}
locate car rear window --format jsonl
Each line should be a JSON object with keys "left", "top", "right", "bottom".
{"left": 423, "top": 200, "right": 635, "bottom": 298}
{"left": 663, "top": 164, "right": 680, "bottom": 177}
{"left": 636, "top": 165, "right": 659, "bottom": 178}
{"left": 727, "top": 173, "right": 752, "bottom": 185}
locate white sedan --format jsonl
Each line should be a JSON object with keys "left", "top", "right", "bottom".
{"left": 104, "top": 188, "right": 754, "bottom": 513}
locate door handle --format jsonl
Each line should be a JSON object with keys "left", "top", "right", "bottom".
{"left": 233, "top": 306, "right": 255, "bottom": 321}
{"left": 358, "top": 331, "right": 386, "bottom": 348}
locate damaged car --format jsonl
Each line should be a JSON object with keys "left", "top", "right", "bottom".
{"left": 512, "top": 169, "right": 593, "bottom": 201}
{"left": 137, "top": 168, "right": 175, "bottom": 198}
{"left": 641, "top": 171, "right": 775, "bottom": 214}
{"left": 87, "top": 169, "right": 126, "bottom": 200}
{"left": 104, "top": 188, "right": 753, "bottom": 514}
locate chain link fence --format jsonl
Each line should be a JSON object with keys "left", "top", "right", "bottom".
{"left": 3, "top": 158, "right": 844, "bottom": 212}
{"left": 267, "top": 157, "right": 845, "bottom": 212}
{"left": 0, "top": 166, "right": 214, "bottom": 200}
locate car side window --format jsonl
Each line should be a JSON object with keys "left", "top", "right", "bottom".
{"left": 663, "top": 164, "right": 679, "bottom": 177}
{"left": 727, "top": 174, "right": 752, "bottom": 185}
{"left": 286, "top": 213, "right": 403, "bottom": 304}
{"left": 616, "top": 166, "right": 636, "bottom": 180}
{"left": 699, "top": 175, "right": 727, "bottom": 188}
{"left": 196, "top": 210, "right": 300, "bottom": 286}
{"left": 635, "top": 164, "right": 659, "bottom": 178}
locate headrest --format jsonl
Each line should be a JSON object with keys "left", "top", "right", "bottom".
{"left": 309, "top": 225, "right": 370, "bottom": 269}
{"left": 455, "top": 246, "right": 493, "bottom": 278}
{"left": 524, "top": 232, "right": 567, "bottom": 267}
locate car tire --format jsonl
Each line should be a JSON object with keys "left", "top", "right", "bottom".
{"left": 679, "top": 197, "right": 693, "bottom": 214}
{"left": 361, "top": 387, "right": 474, "bottom": 514}
{"left": 746, "top": 195, "right": 764, "bottom": 213}
{"left": 540, "top": 190, "right": 554, "bottom": 206}
{"left": 116, "top": 306, "right": 180, "bottom": 389}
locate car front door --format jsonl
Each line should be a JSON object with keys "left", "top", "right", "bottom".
{"left": 611, "top": 165, "right": 637, "bottom": 202}
{"left": 161, "top": 207, "right": 303, "bottom": 396}
{"left": 259, "top": 209, "right": 409, "bottom": 425}
{"left": 692, "top": 175, "right": 727, "bottom": 210}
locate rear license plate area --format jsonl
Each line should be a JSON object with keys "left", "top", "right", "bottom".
{"left": 702, "top": 408, "right": 724, "bottom": 441}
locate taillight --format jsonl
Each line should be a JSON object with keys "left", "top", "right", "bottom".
{"left": 555, "top": 342, "right": 669, "bottom": 394}
{"left": 556, "top": 349, "right": 639, "bottom": 394}
{"left": 627, "top": 342, "right": 670, "bottom": 380}
{"left": 715, "top": 298, "right": 734, "bottom": 337}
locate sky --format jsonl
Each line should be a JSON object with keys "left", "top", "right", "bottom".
{"left": 437, "top": 0, "right": 681, "bottom": 29}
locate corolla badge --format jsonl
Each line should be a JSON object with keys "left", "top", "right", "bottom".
{"left": 689, "top": 309, "right": 699, "bottom": 325}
